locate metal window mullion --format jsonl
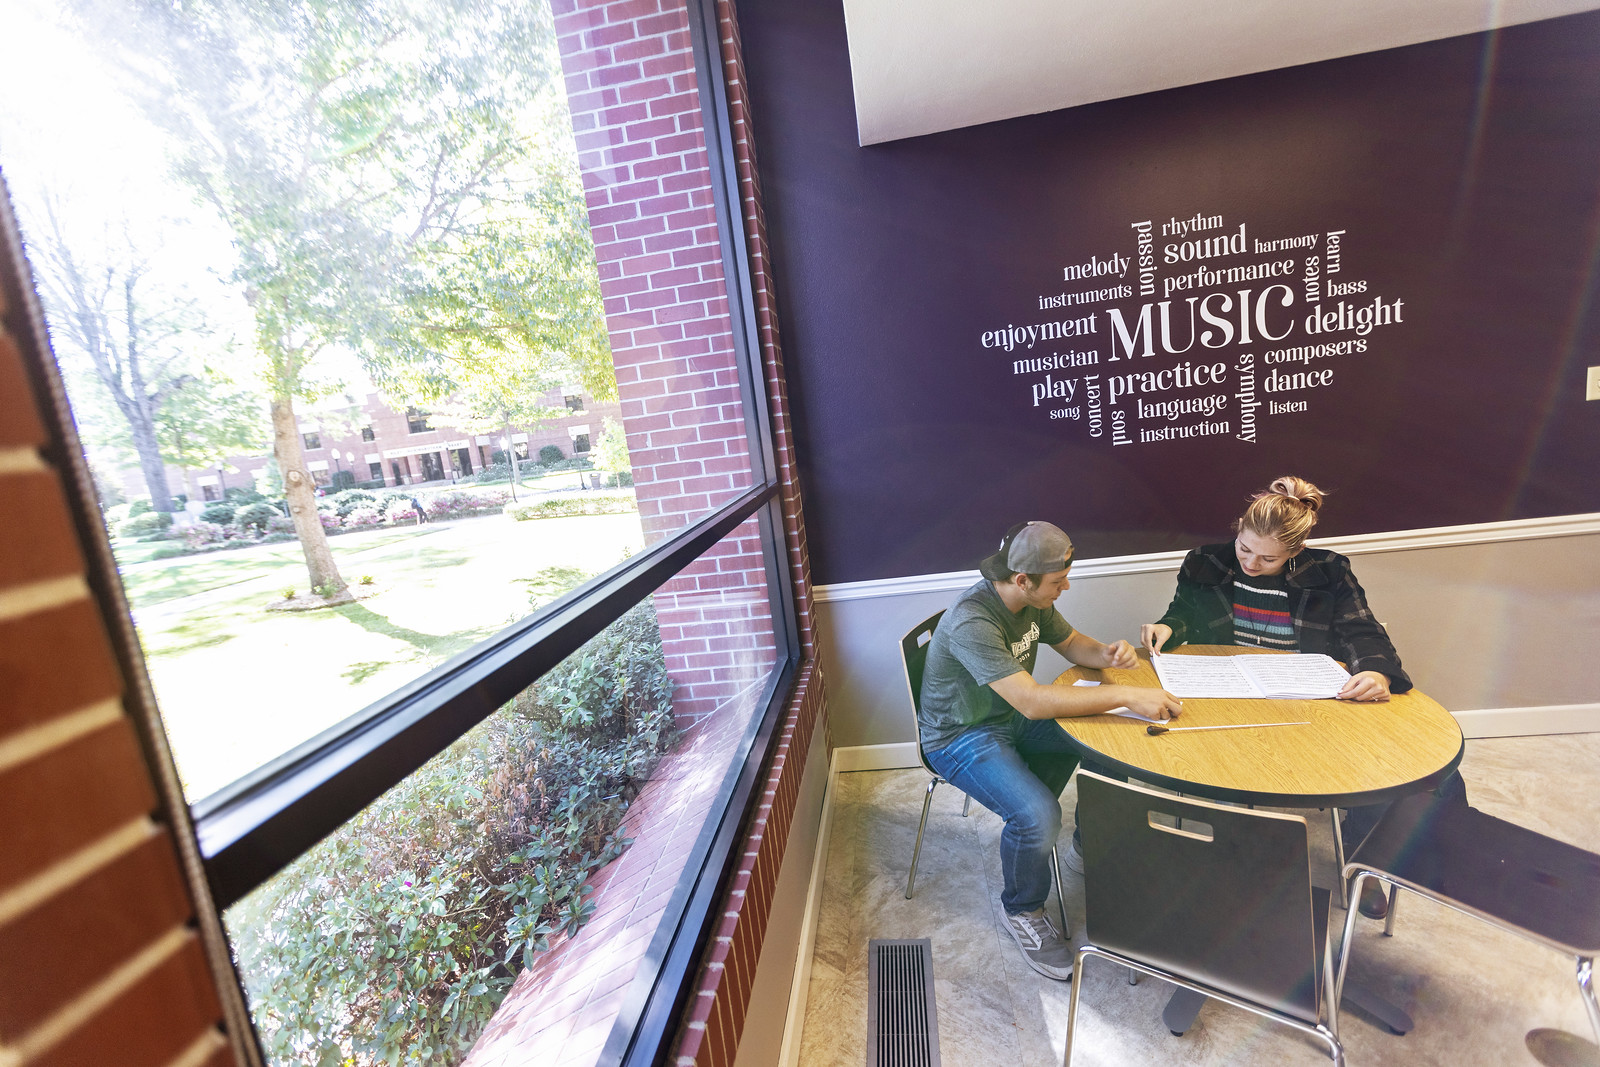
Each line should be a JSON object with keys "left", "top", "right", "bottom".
{"left": 197, "top": 478, "right": 779, "bottom": 909}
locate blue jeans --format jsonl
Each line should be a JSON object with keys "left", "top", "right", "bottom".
{"left": 925, "top": 712, "right": 1081, "bottom": 915}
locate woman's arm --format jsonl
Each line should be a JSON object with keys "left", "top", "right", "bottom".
{"left": 1326, "top": 556, "right": 1413, "bottom": 694}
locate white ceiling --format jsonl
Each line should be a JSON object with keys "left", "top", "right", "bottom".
{"left": 841, "top": 0, "right": 1600, "bottom": 145}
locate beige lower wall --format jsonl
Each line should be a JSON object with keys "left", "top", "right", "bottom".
{"left": 815, "top": 530, "right": 1600, "bottom": 749}
{"left": 733, "top": 710, "right": 831, "bottom": 1067}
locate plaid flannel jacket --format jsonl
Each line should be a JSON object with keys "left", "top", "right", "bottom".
{"left": 1155, "top": 543, "right": 1413, "bottom": 692}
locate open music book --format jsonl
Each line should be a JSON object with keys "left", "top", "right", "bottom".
{"left": 1151, "top": 653, "right": 1351, "bottom": 700}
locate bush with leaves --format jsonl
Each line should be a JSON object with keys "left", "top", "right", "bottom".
{"left": 119, "top": 511, "right": 173, "bottom": 538}
{"left": 505, "top": 492, "right": 637, "bottom": 522}
{"left": 235, "top": 502, "right": 281, "bottom": 537}
{"left": 538, "top": 444, "right": 565, "bottom": 464}
{"left": 229, "top": 596, "right": 676, "bottom": 1067}
{"left": 345, "top": 506, "right": 384, "bottom": 528}
{"left": 332, "top": 489, "right": 379, "bottom": 519}
{"left": 201, "top": 503, "right": 238, "bottom": 525}
{"left": 182, "top": 522, "right": 228, "bottom": 548}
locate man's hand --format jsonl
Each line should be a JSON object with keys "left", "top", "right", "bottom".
{"left": 1338, "top": 670, "right": 1391, "bottom": 702}
{"left": 1115, "top": 684, "right": 1183, "bottom": 721}
{"left": 1140, "top": 623, "right": 1172, "bottom": 657}
{"left": 1099, "top": 639, "right": 1138, "bottom": 670}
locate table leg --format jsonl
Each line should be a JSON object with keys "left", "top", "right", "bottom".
{"left": 1162, "top": 986, "right": 1208, "bottom": 1035}
{"left": 1341, "top": 981, "right": 1414, "bottom": 1035}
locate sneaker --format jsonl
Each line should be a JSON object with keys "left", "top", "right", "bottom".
{"left": 1063, "top": 838, "right": 1085, "bottom": 875}
{"left": 1003, "top": 907, "right": 1075, "bottom": 980}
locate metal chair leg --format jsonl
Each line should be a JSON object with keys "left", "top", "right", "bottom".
{"left": 1577, "top": 956, "right": 1600, "bottom": 1048}
{"left": 1382, "top": 883, "right": 1399, "bottom": 937}
{"left": 1050, "top": 844, "right": 1070, "bottom": 937}
{"left": 1063, "top": 947, "right": 1089, "bottom": 1067}
{"left": 1127, "top": 967, "right": 1139, "bottom": 985}
{"left": 962, "top": 793, "right": 972, "bottom": 817}
{"left": 907, "top": 777, "right": 938, "bottom": 899}
{"left": 1330, "top": 809, "right": 1348, "bottom": 910}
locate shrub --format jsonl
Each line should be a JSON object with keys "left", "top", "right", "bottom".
{"left": 235, "top": 502, "right": 281, "bottom": 537}
{"left": 129, "top": 499, "right": 153, "bottom": 517}
{"left": 344, "top": 506, "right": 383, "bottom": 528}
{"left": 119, "top": 511, "right": 173, "bottom": 538}
{"left": 473, "top": 461, "right": 511, "bottom": 483}
{"left": 505, "top": 492, "right": 638, "bottom": 522}
{"left": 318, "top": 511, "right": 341, "bottom": 532}
{"left": 384, "top": 499, "right": 419, "bottom": 524}
{"left": 229, "top": 599, "right": 675, "bottom": 1067}
{"left": 538, "top": 444, "right": 565, "bottom": 464}
{"left": 225, "top": 487, "right": 266, "bottom": 505}
{"left": 332, "top": 489, "right": 378, "bottom": 519}
{"left": 200, "top": 503, "right": 237, "bottom": 525}
{"left": 265, "top": 515, "right": 296, "bottom": 535}
{"left": 182, "top": 522, "right": 228, "bottom": 548}
{"left": 329, "top": 469, "right": 356, "bottom": 490}
{"left": 150, "top": 543, "right": 192, "bottom": 560}
{"left": 422, "top": 490, "right": 508, "bottom": 521}
{"left": 261, "top": 532, "right": 295, "bottom": 544}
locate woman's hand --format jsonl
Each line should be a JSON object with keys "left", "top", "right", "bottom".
{"left": 1338, "top": 670, "right": 1392, "bottom": 702}
{"left": 1140, "top": 623, "right": 1172, "bottom": 657}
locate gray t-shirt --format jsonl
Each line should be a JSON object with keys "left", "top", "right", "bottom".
{"left": 917, "top": 579, "right": 1074, "bottom": 751}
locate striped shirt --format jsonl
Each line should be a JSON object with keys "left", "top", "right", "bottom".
{"left": 1232, "top": 575, "right": 1297, "bottom": 649}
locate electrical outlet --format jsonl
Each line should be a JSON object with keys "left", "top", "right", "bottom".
{"left": 1589, "top": 366, "right": 1600, "bottom": 401}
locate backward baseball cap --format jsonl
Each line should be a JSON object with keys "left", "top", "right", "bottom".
{"left": 978, "top": 521, "right": 1074, "bottom": 581}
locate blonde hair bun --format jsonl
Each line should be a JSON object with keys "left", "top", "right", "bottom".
{"left": 1235, "top": 475, "right": 1327, "bottom": 551}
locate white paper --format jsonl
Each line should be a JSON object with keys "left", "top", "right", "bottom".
{"left": 1073, "top": 678, "right": 1146, "bottom": 718}
{"left": 1152, "top": 653, "right": 1350, "bottom": 699}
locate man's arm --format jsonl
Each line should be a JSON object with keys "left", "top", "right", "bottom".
{"left": 989, "top": 666, "right": 1183, "bottom": 722}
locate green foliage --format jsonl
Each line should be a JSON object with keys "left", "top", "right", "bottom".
{"left": 229, "top": 599, "right": 675, "bottom": 1066}
{"left": 151, "top": 543, "right": 193, "bottom": 560}
{"left": 119, "top": 510, "right": 173, "bottom": 538}
{"left": 225, "top": 487, "right": 266, "bottom": 505}
{"left": 590, "top": 417, "right": 630, "bottom": 481}
{"left": 254, "top": 460, "right": 285, "bottom": 499}
{"left": 129, "top": 498, "right": 153, "bottom": 517}
{"left": 200, "top": 502, "right": 238, "bottom": 525}
{"left": 235, "top": 502, "right": 280, "bottom": 536}
{"left": 537, "top": 444, "right": 564, "bottom": 465}
{"left": 505, "top": 493, "right": 637, "bottom": 522}
{"left": 331, "top": 489, "right": 379, "bottom": 519}
{"left": 329, "top": 469, "right": 356, "bottom": 490}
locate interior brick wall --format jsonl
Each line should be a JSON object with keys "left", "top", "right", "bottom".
{"left": 0, "top": 190, "right": 243, "bottom": 1067}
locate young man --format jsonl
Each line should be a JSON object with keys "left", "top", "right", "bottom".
{"left": 917, "top": 521, "right": 1183, "bottom": 980}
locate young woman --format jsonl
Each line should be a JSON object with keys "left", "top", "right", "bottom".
{"left": 1139, "top": 475, "right": 1405, "bottom": 701}
{"left": 1139, "top": 475, "right": 1464, "bottom": 919}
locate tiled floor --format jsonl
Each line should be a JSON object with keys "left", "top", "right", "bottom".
{"left": 796, "top": 733, "right": 1600, "bottom": 1067}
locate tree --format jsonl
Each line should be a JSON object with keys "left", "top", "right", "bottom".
{"left": 70, "top": 0, "right": 612, "bottom": 600}
{"left": 156, "top": 372, "right": 267, "bottom": 500}
{"left": 25, "top": 203, "right": 199, "bottom": 513}
{"left": 591, "top": 416, "right": 631, "bottom": 487}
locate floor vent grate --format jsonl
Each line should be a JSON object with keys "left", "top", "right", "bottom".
{"left": 866, "top": 938, "right": 941, "bottom": 1067}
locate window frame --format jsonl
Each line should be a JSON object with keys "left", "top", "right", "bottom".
{"left": 8, "top": 0, "right": 799, "bottom": 1060}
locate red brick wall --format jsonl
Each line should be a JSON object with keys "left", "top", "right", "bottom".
{"left": 0, "top": 191, "right": 244, "bottom": 1067}
{"left": 552, "top": 0, "right": 780, "bottom": 728}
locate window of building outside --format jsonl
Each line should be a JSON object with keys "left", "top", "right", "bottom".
{"left": 0, "top": 0, "right": 791, "bottom": 1065}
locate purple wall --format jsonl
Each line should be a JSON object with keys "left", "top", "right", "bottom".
{"left": 739, "top": 2, "right": 1600, "bottom": 584}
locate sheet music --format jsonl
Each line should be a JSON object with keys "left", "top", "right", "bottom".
{"left": 1235, "top": 654, "right": 1350, "bottom": 699}
{"left": 1151, "top": 655, "right": 1257, "bottom": 697}
{"left": 1151, "top": 653, "right": 1351, "bottom": 699}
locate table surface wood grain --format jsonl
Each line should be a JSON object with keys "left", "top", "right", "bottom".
{"left": 1052, "top": 645, "right": 1464, "bottom": 807}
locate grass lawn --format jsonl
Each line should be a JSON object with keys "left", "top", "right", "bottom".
{"left": 124, "top": 512, "right": 647, "bottom": 802}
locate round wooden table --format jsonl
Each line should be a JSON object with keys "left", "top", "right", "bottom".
{"left": 1051, "top": 645, "right": 1464, "bottom": 809}
{"left": 1055, "top": 645, "right": 1464, "bottom": 1037}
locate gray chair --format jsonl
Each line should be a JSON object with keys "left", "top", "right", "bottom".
{"left": 1065, "top": 771, "right": 1344, "bottom": 1066}
{"left": 899, "top": 610, "right": 1069, "bottom": 935}
{"left": 1336, "top": 789, "right": 1600, "bottom": 1046}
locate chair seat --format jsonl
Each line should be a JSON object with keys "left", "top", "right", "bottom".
{"left": 1349, "top": 790, "right": 1600, "bottom": 955}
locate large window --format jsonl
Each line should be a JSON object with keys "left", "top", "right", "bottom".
{"left": 1, "top": 0, "right": 793, "bottom": 1064}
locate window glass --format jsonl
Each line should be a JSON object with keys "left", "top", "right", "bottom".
{"left": 224, "top": 517, "right": 777, "bottom": 1065}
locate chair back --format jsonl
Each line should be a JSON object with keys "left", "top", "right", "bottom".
{"left": 1077, "top": 771, "right": 1324, "bottom": 1022}
{"left": 900, "top": 611, "right": 945, "bottom": 772}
